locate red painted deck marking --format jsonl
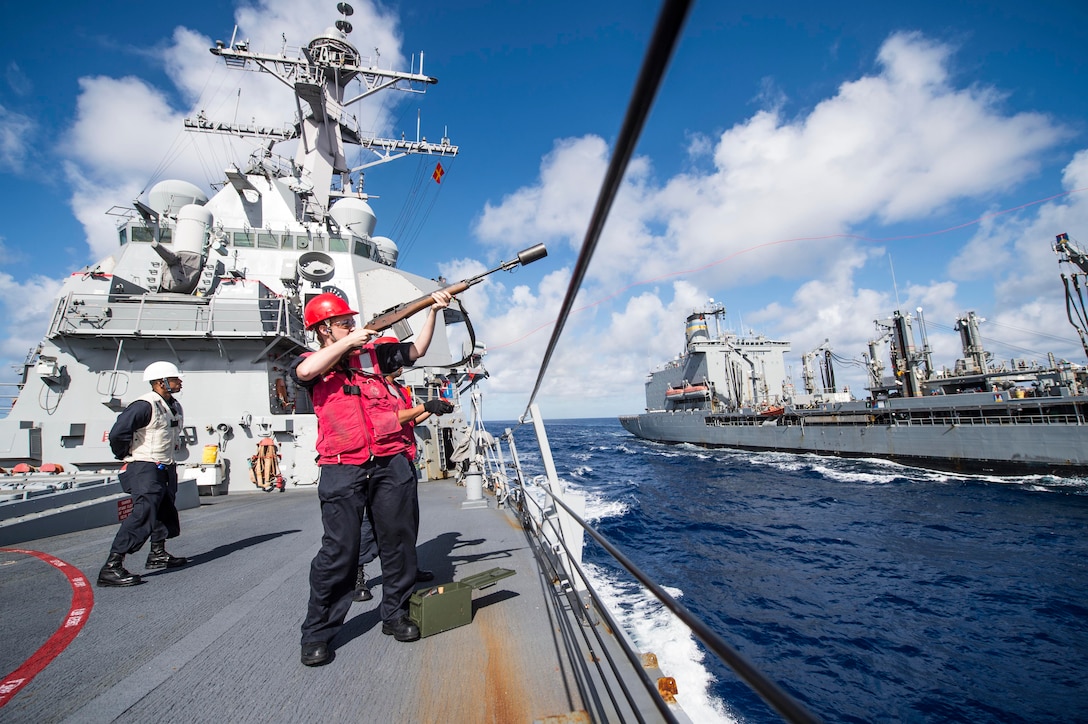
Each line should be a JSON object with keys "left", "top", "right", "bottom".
{"left": 0, "top": 548, "right": 95, "bottom": 708}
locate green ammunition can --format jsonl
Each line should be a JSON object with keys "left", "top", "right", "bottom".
{"left": 408, "top": 567, "right": 516, "bottom": 637}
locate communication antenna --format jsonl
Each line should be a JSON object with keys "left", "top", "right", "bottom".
{"left": 336, "top": 2, "right": 354, "bottom": 34}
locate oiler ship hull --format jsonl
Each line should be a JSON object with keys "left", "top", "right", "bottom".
{"left": 621, "top": 391, "right": 1088, "bottom": 476}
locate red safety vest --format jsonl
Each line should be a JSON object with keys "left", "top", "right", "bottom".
{"left": 303, "top": 351, "right": 412, "bottom": 463}
{"left": 377, "top": 380, "right": 417, "bottom": 459}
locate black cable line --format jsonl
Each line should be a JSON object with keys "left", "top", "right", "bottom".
{"left": 523, "top": 0, "right": 694, "bottom": 415}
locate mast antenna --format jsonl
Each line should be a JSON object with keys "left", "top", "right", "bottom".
{"left": 888, "top": 253, "right": 901, "bottom": 309}
{"left": 336, "top": 3, "right": 354, "bottom": 34}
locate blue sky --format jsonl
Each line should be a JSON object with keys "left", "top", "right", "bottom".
{"left": 2, "top": 0, "right": 1088, "bottom": 423}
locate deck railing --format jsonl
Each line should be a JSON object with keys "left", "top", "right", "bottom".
{"left": 0, "top": 383, "right": 18, "bottom": 418}
{"left": 706, "top": 406, "right": 1086, "bottom": 428}
{"left": 47, "top": 292, "right": 308, "bottom": 345}
{"left": 493, "top": 404, "right": 820, "bottom": 724}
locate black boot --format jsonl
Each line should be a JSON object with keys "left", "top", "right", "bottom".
{"left": 97, "top": 553, "right": 142, "bottom": 587}
{"left": 352, "top": 566, "right": 372, "bottom": 602}
{"left": 145, "top": 541, "right": 188, "bottom": 569}
{"left": 381, "top": 615, "right": 420, "bottom": 642}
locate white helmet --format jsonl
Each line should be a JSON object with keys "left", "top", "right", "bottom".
{"left": 143, "top": 361, "right": 182, "bottom": 382}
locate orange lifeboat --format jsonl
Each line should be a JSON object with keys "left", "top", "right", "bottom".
{"left": 665, "top": 384, "right": 708, "bottom": 400}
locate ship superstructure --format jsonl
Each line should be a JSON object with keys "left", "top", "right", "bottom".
{"left": 0, "top": 7, "right": 475, "bottom": 497}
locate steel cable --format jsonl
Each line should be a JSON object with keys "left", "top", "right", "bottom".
{"left": 521, "top": 0, "right": 694, "bottom": 417}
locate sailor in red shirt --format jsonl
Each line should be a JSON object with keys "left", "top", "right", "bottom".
{"left": 291, "top": 290, "right": 451, "bottom": 666}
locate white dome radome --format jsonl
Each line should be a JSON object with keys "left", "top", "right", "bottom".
{"left": 148, "top": 180, "right": 208, "bottom": 218}
{"left": 372, "top": 236, "right": 398, "bottom": 266}
{"left": 330, "top": 197, "right": 377, "bottom": 238}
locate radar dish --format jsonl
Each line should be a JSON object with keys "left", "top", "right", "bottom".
{"left": 335, "top": 20, "right": 353, "bottom": 34}
{"left": 337, "top": 2, "right": 354, "bottom": 16}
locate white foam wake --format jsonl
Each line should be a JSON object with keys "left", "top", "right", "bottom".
{"left": 582, "top": 561, "right": 739, "bottom": 724}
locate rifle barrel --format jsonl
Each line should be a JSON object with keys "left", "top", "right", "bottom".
{"left": 363, "top": 243, "right": 547, "bottom": 332}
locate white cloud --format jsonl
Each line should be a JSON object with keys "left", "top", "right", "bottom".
{"left": 59, "top": 0, "right": 410, "bottom": 266}
{"left": 658, "top": 31, "right": 1066, "bottom": 285}
{"left": 62, "top": 75, "right": 190, "bottom": 260}
{"left": 0, "top": 271, "right": 63, "bottom": 367}
{"left": 5, "top": 62, "right": 32, "bottom": 97}
{"left": 467, "top": 31, "right": 1081, "bottom": 418}
{"left": 0, "top": 105, "right": 34, "bottom": 173}
{"left": 965, "top": 153, "right": 1088, "bottom": 361}
{"left": 477, "top": 31, "right": 1069, "bottom": 307}
{"left": 475, "top": 135, "right": 609, "bottom": 250}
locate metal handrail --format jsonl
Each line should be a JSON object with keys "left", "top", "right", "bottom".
{"left": 515, "top": 470, "right": 678, "bottom": 724}
{"left": 49, "top": 293, "right": 307, "bottom": 343}
{"left": 0, "top": 383, "right": 18, "bottom": 418}
{"left": 496, "top": 413, "right": 822, "bottom": 724}
{"left": 707, "top": 411, "right": 1085, "bottom": 428}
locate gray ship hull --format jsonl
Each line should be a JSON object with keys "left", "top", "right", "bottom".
{"left": 620, "top": 392, "right": 1088, "bottom": 476}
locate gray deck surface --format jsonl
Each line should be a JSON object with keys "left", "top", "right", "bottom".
{"left": 1, "top": 481, "right": 585, "bottom": 723}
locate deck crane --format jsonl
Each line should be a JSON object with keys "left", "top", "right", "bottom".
{"left": 1053, "top": 232, "right": 1088, "bottom": 361}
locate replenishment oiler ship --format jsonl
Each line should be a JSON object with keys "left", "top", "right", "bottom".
{"left": 621, "top": 236, "right": 1088, "bottom": 476}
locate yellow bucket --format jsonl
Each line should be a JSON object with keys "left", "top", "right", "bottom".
{"left": 202, "top": 444, "right": 219, "bottom": 464}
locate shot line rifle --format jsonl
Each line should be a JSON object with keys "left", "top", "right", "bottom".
{"left": 364, "top": 243, "right": 548, "bottom": 332}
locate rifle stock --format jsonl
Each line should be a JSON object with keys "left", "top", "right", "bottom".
{"left": 364, "top": 280, "right": 471, "bottom": 332}
{"left": 363, "top": 243, "right": 547, "bottom": 332}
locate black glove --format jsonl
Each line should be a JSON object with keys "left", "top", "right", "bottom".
{"left": 423, "top": 399, "right": 455, "bottom": 415}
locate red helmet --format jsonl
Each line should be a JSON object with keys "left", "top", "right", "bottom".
{"left": 304, "top": 293, "right": 358, "bottom": 329}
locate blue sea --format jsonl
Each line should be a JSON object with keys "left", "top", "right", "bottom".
{"left": 488, "top": 417, "right": 1088, "bottom": 723}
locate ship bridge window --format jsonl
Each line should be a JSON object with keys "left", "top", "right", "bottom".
{"left": 328, "top": 236, "right": 348, "bottom": 253}
{"left": 159, "top": 228, "right": 172, "bottom": 244}
{"left": 119, "top": 228, "right": 127, "bottom": 246}
{"left": 280, "top": 236, "right": 294, "bottom": 249}
{"left": 294, "top": 235, "right": 309, "bottom": 249}
{"left": 131, "top": 226, "right": 154, "bottom": 243}
{"left": 257, "top": 232, "right": 278, "bottom": 249}
{"left": 353, "top": 239, "right": 374, "bottom": 258}
{"left": 233, "top": 231, "right": 254, "bottom": 247}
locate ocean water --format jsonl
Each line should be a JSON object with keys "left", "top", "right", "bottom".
{"left": 488, "top": 417, "right": 1088, "bottom": 723}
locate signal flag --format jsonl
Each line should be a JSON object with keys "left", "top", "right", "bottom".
{"left": 432, "top": 162, "right": 445, "bottom": 184}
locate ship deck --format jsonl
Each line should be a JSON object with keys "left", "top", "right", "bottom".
{"left": 1, "top": 481, "right": 589, "bottom": 723}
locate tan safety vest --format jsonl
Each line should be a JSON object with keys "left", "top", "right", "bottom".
{"left": 125, "top": 391, "right": 183, "bottom": 464}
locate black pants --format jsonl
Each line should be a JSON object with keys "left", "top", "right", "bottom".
{"left": 359, "top": 457, "right": 421, "bottom": 567}
{"left": 358, "top": 511, "right": 378, "bottom": 568}
{"left": 369, "top": 453, "right": 419, "bottom": 623}
{"left": 109, "top": 461, "right": 180, "bottom": 556}
{"left": 301, "top": 455, "right": 418, "bottom": 646}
